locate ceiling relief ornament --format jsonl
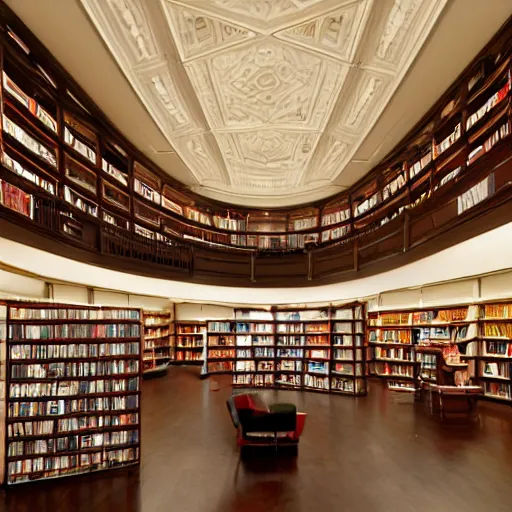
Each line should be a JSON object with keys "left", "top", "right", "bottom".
{"left": 211, "top": 0, "right": 321, "bottom": 22}
{"left": 162, "top": 3, "right": 258, "bottom": 62}
{"left": 187, "top": 40, "right": 347, "bottom": 130}
{"left": 305, "top": 134, "right": 352, "bottom": 182}
{"left": 105, "top": 0, "right": 159, "bottom": 63}
{"left": 216, "top": 130, "right": 319, "bottom": 188}
{"left": 81, "top": 0, "right": 449, "bottom": 201}
{"left": 174, "top": 132, "right": 229, "bottom": 182}
{"left": 274, "top": 1, "right": 371, "bottom": 62}
{"left": 134, "top": 63, "right": 197, "bottom": 137}
{"left": 376, "top": 0, "right": 421, "bottom": 63}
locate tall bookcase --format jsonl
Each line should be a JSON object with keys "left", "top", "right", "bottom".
{"left": 205, "top": 320, "right": 235, "bottom": 375}
{"left": 142, "top": 309, "right": 173, "bottom": 376}
{"left": 175, "top": 322, "right": 206, "bottom": 365}
{"left": 479, "top": 300, "right": 512, "bottom": 401}
{"left": 2, "top": 301, "right": 141, "bottom": 485}
{"left": 203, "top": 305, "right": 367, "bottom": 396}
{"left": 331, "top": 304, "right": 367, "bottom": 396}
{"left": 233, "top": 310, "right": 275, "bottom": 388}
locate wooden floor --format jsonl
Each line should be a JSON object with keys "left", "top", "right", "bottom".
{"left": 3, "top": 366, "right": 512, "bottom": 512}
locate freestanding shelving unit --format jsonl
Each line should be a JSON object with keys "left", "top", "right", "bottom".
{"left": 142, "top": 309, "right": 173, "bottom": 376}
{"left": 202, "top": 305, "right": 367, "bottom": 396}
{"left": 233, "top": 310, "right": 275, "bottom": 388}
{"left": 1, "top": 301, "right": 141, "bottom": 485}
{"left": 174, "top": 322, "right": 206, "bottom": 365}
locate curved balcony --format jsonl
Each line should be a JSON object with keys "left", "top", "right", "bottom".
{"left": 0, "top": 6, "right": 511, "bottom": 286}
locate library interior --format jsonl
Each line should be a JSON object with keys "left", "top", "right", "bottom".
{"left": 1, "top": 0, "right": 512, "bottom": 510}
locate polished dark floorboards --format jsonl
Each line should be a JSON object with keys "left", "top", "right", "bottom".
{"left": 3, "top": 366, "right": 512, "bottom": 512}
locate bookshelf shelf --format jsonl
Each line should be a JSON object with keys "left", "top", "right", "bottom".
{"left": 0, "top": 301, "right": 142, "bottom": 485}
{"left": 175, "top": 322, "right": 206, "bottom": 365}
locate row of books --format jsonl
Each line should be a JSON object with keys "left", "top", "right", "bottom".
{"left": 253, "top": 347, "right": 274, "bottom": 358}
{"left": 354, "top": 192, "right": 379, "bottom": 217}
{"left": 176, "top": 337, "right": 203, "bottom": 347}
{"left": 374, "top": 347, "right": 413, "bottom": 361}
{"left": 175, "top": 351, "right": 202, "bottom": 361}
{"left": 383, "top": 172, "right": 406, "bottom": 201}
{"left": 466, "top": 76, "right": 510, "bottom": 130}
{"left": 206, "top": 361, "right": 232, "bottom": 373}
{"left": 434, "top": 166, "right": 462, "bottom": 191}
{"left": 3, "top": 72, "right": 57, "bottom": 132}
{"left": 321, "top": 208, "right": 350, "bottom": 226}
{"left": 213, "top": 215, "right": 246, "bottom": 231}
{"left": 10, "top": 342, "right": 140, "bottom": 359}
{"left": 373, "top": 362, "right": 414, "bottom": 378}
{"left": 236, "top": 335, "right": 273, "bottom": 345}
{"left": 64, "top": 185, "right": 99, "bottom": 217}
{"left": 8, "top": 395, "right": 139, "bottom": 417}
{"left": 2, "top": 114, "right": 57, "bottom": 168}
{"left": 0, "top": 179, "right": 34, "bottom": 218}
{"left": 481, "top": 361, "right": 511, "bottom": 379}
{"left": 369, "top": 330, "right": 411, "bottom": 343}
{"left": 276, "top": 323, "right": 305, "bottom": 333}
{"left": 321, "top": 224, "right": 350, "bottom": 242}
{"left": 277, "top": 375, "right": 301, "bottom": 387}
{"left": 483, "top": 341, "right": 512, "bottom": 357}
{"left": 292, "top": 216, "right": 317, "bottom": 231}
{"left": 467, "top": 122, "right": 510, "bottom": 166}
{"left": 9, "top": 378, "right": 139, "bottom": 398}
{"left": 483, "top": 382, "right": 511, "bottom": 400}
{"left": 102, "top": 158, "right": 128, "bottom": 187}
{"left": 484, "top": 304, "right": 512, "bottom": 319}
{"left": 483, "top": 323, "right": 512, "bottom": 338}
{"left": 208, "top": 321, "right": 233, "bottom": 332}
{"left": 145, "top": 327, "right": 169, "bottom": 338}
{"left": 434, "top": 123, "right": 461, "bottom": 157}
{"left": 307, "top": 361, "right": 329, "bottom": 374}
{"left": 409, "top": 149, "right": 432, "bottom": 180}
{"left": 64, "top": 127, "right": 96, "bottom": 165}
{"left": 11, "top": 360, "right": 139, "bottom": 378}
{"left": 176, "top": 325, "right": 204, "bottom": 334}
{"left": 9, "top": 323, "right": 140, "bottom": 340}
{"left": 305, "top": 374, "right": 329, "bottom": 389}
{"left": 3, "top": 151, "right": 56, "bottom": 194}
{"left": 208, "top": 335, "right": 235, "bottom": 347}
{"left": 7, "top": 447, "right": 139, "bottom": 482}
{"left": 332, "top": 378, "right": 363, "bottom": 393}
{"left": 134, "top": 177, "right": 160, "bottom": 204}
{"left": 236, "top": 322, "right": 273, "bottom": 333}
{"left": 8, "top": 429, "right": 139, "bottom": 456}
{"left": 8, "top": 413, "right": 139, "bottom": 437}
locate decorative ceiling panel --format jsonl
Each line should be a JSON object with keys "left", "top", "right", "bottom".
{"left": 80, "top": 0, "right": 448, "bottom": 201}
{"left": 185, "top": 39, "right": 348, "bottom": 130}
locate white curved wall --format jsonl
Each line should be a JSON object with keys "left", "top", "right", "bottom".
{"left": 1, "top": 223, "right": 512, "bottom": 305}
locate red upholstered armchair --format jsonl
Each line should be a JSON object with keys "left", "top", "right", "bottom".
{"left": 226, "top": 393, "right": 306, "bottom": 449}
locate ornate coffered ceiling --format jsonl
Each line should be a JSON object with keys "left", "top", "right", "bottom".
{"left": 80, "top": 0, "right": 448, "bottom": 201}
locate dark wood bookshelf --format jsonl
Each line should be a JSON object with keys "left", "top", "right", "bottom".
{"left": 1, "top": 300, "right": 142, "bottom": 485}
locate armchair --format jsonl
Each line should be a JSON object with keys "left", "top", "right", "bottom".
{"left": 226, "top": 393, "right": 306, "bottom": 449}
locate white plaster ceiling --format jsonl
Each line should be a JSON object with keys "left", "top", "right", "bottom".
{"left": 7, "top": 1, "right": 512, "bottom": 206}
{"left": 78, "top": 0, "right": 447, "bottom": 199}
